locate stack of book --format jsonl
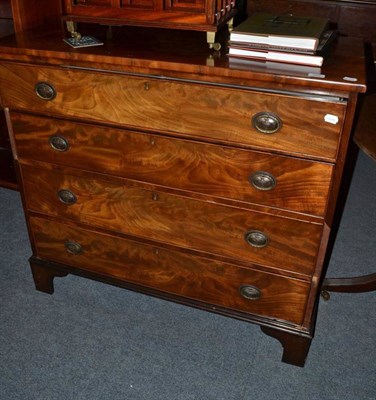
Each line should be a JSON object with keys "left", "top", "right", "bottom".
{"left": 228, "top": 13, "right": 337, "bottom": 70}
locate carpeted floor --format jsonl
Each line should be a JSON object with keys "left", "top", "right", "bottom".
{"left": 0, "top": 150, "right": 375, "bottom": 400}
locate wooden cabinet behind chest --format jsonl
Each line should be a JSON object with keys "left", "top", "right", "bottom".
{"left": 61, "top": 0, "right": 235, "bottom": 31}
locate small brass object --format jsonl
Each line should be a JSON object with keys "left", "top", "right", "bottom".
{"left": 321, "top": 290, "right": 331, "bottom": 301}
{"left": 49, "top": 135, "right": 69, "bottom": 152}
{"left": 35, "top": 82, "right": 56, "bottom": 101}
{"left": 57, "top": 189, "right": 77, "bottom": 205}
{"left": 250, "top": 171, "right": 276, "bottom": 191}
{"left": 252, "top": 112, "right": 282, "bottom": 134}
{"left": 64, "top": 241, "right": 83, "bottom": 255}
{"left": 227, "top": 17, "right": 234, "bottom": 32}
{"left": 152, "top": 192, "right": 159, "bottom": 201}
{"left": 66, "top": 20, "right": 81, "bottom": 39}
{"left": 244, "top": 230, "right": 269, "bottom": 248}
{"left": 239, "top": 285, "right": 261, "bottom": 300}
{"left": 206, "top": 31, "right": 221, "bottom": 50}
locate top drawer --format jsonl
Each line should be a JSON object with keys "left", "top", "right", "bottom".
{"left": 0, "top": 62, "right": 346, "bottom": 160}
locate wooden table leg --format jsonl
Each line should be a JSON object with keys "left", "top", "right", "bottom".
{"left": 321, "top": 273, "right": 376, "bottom": 300}
{"left": 322, "top": 88, "right": 376, "bottom": 300}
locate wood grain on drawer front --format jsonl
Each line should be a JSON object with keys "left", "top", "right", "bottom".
{"left": 30, "top": 216, "right": 310, "bottom": 325}
{"left": 12, "top": 113, "right": 333, "bottom": 216}
{"left": 0, "top": 63, "right": 345, "bottom": 160}
{"left": 22, "top": 164, "right": 323, "bottom": 276}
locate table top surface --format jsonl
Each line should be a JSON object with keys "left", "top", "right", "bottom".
{"left": 0, "top": 25, "right": 367, "bottom": 94}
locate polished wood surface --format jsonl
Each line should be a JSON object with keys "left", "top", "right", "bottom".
{"left": 0, "top": 62, "right": 347, "bottom": 160}
{"left": 0, "top": 26, "right": 366, "bottom": 94}
{"left": 21, "top": 162, "right": 323, "bottom": 277}
{"left": 12, "top": 113, "right": 334, "bottom": 216}
{"left": 30, "top": 216, "right": 310, "bottom": 325}
{"left": 260, "top": 326, "right": 312, "bottom": 367}
{"left": 10, "top": 0, "right": 62, "bottom": 34}
{"left": 30, "top": 258, "right": 68, "bottom": 294}
{"left": 322, "top": 273, "right": 376, "bottom": 294}
{"left": 0, "top": 6, "right": 367, "bottom": 366}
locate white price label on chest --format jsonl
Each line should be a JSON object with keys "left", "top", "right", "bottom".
{"left": 324, "top": 114, "right": 339, "bottom": 125}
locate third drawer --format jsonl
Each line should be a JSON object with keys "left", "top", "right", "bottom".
{"left": 21, "top": 163, "right": 323, "bottom": 277}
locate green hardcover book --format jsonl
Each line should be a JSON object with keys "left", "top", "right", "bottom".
{"left": 230, "top": 13, "right": 330, "bottom": 51}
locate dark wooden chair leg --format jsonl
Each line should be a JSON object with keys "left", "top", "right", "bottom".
{"left": 30, "top": 258, "right": 68, "bottom": 294}
{"left": 260, "top": 326, "right": 312, "bottom": 367}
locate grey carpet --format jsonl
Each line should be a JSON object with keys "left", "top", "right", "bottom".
{"left": 0, "top": 151, "right": 375, "bottom": 400}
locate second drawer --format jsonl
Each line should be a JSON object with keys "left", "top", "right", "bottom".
{"left": 12, "top": 113, "right": 333, "bottom": 216}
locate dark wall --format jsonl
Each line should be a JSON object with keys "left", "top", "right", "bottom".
{"left": 0, "top": 0, "right": 12, "bottom": 18}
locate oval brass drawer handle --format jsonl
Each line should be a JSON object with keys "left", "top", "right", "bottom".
{"left": 49, "top": 135, "right": 69, "bottom": 152}
{"left": 252, "top": 112, "right": 282, "bottom": 134}
{"left": 239, "top": 285, "right": 261, "bottom": 300}
{"left": 250, "top": 171, "right": 276, "bottom": 191}
{"left": 57, "top": 189, "right": 77, "bottom": 205}
{"left": 35, "top": 82, "right": 57, "bottom": 101}
{"left": 64, "top": 241, "right": 83, "bottom": 255}
{"left": 244, "top": 230, "right": 269, "bottom": 248}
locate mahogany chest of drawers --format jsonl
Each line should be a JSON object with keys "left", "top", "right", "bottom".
{"left": 0, "top": 29, "right": 366, "bottom": 366}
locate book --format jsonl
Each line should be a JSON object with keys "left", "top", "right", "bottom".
{"left": 228, "top": 46, "right": 324, "bottom": 66}
{"left": 228, "top": 58, "right": 323, "bottom": 78}
{"left": 63, "top": 36, "right": 104, "bottom": 48}
{"left": 228, "top": 30, "right": 337, "bottom": 68}
{"left": 229, "top": 30, "right": 338, "bottom": 56}
{"left": 230, "top": 13, "right": 329, "bottom": 51}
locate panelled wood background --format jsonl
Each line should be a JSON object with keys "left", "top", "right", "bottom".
{"left": 3, "top": 0, "right": 376, "bottom": 39}
{"left": 248, "top": 0, "right": 376, "bottom": 43}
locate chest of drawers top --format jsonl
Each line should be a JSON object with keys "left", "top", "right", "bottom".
{"left": 0, "top": 26, "right": 366, "bottom": 95}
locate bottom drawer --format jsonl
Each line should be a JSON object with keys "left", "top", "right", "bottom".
{"left": 30, "top": 216, "right": 310, "bottom": 325}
